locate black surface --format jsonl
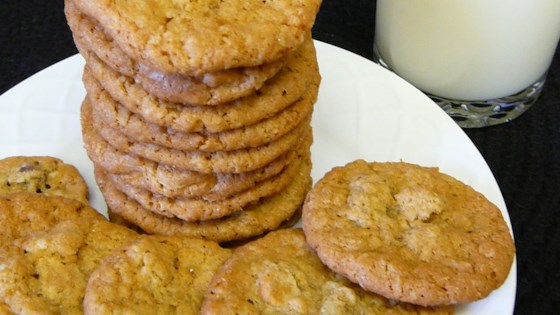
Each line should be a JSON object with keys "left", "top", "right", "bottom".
{"left": 1, "top": 1, "right": 559, "bottom": 313}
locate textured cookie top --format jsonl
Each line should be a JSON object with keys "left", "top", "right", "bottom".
{"left": 302, "top": 160, "right": 515, "bottom": 306}
{"left": 72, "top": 0, "right": 322, "bottom": 74}
{"left": 0, "top": 193, "right": 104, "bottom": 245}
{"left": 201, "top": 228, "right": 453, "bottom": 314}
{"left": 0, "top": 218, "right": 138, "bottom": 314}
{"left": 84, "top": 235, "right": 231, "bottom": 315}
{"left": 0, "top": 156, "right": 89, "bottom": 204}
{"left": 66, "top": 0, "right": 286, "bottom": 105}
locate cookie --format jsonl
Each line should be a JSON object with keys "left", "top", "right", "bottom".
{"left": 0, "top": 192, "right": 104, "bottom": 245}
{"left": 302, "top": 160, "right": 516, "bottom": 306}
{"left": 72, "top": 0, "right": 322, "bottom": 74}
{"left": 107, "top": 209, "right": 303, "bottom": 249}
{"left": 0, "top": 303, "right": 11, "bottom": 314}
{"left": 95, "top": 154, "right": 312, "bottom": 243}
{"left": 82, "top": 37, "right": 320, "bottom": 133}
{"left": 201, "top": 228, "right": 453, "bottom": 314}
{"left": 87, "top": 77, "right": 317, "bottom": 152}
{"left": 81, "top": 111, "right": 147, "bottom": 175}
{"left": 81, "top": 111, "right": 299, "bottom": 198}
{"left": 65, "top": 0, "right": 286, "bottom": 105}
{"left": 103, "top": 150, "right": 306, "bottom": 221}
{"left": 84, "top": 97, "right": 311, "bottom": 174}
{"left": 64, "top": 0, "right": 133, "bottom": 76}
{"left": 133, "top": 61, "right": 284, "bottom": 106}
{"left": 83, "top": 235, "right": 231, "bottom": 315}
{"left": 107, "top": 208, "right": 145, "bottom": 234}
{"left": 0, "top": 155, "right": 89, "bottom": 204}
{"left": 110, "top": 149, "right": 295, "bottom": 200}
{"left": 0, "top": 218, "right": 138, "bottom": 314}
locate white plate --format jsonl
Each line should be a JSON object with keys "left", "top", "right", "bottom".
{"left": 0, "top": 40, "right": 515, "bottom": 314}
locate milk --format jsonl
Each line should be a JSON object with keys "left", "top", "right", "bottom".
{"left": 374, "top": 0, "right": 560, "bottom": 100}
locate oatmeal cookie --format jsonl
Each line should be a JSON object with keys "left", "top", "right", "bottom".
{"left": 84, "top": 98, "right": 311, "bottom": 174}
{"left": 87, "top": 79, "right": 317, "bottom": 152}
{"left": 65, "top": 0, "right": 286, "bottom": 105}
{"left": 95, "top": 155, "right": 312, "bottom": 243}
{"left": 72, "top": 0, "right": 322, "bottom": 74}
{"left": 0, "top": 156, "right": 89, "bottom": 204}
{"left": 0, "top": 218, "right": 138, "bottom": 314}
{"left": 103, "top": 151, "right": 305, "bottom": 221}
{"left": 0, "top": 193, "right": 104, "bottom": 245}
{"left": 83, "top": 235, "right": 231, "bottom": 315}
{"left": 302, "top": 160, "right": 516, "bottom": 306}
{"left": 82, "top": 37, "right": 319, "bottom": 133}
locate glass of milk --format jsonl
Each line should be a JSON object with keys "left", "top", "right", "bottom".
{"left": 373, "top": 0, "right": 560, "bottom": 128}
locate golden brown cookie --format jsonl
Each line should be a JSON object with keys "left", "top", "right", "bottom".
{"left": 72, "top": 0, "right": 322, "bottom": 74}
{"left": 110, "top": 149, "right": 295, "bottom": 200}
{"left": 84, "top": 97, "right": 311, "bottom": 174}
{"left": 83, "top": 235, "right": 232, "bottom": 315}
{"left": 65, "top": 0, "right": 286, "bottom": 105}
{"left": 81, "top": 110, "right": 300, "bottom": 199}
{"left": 110, "top": 131, "right": 311, "bottom": 201}
{"left": 0, "top": 218, "right": 138, "bottom": 314}
{"left": 201, "top": 228, "right": 453, "bottom": 314}
{"left": 106, "top": 209, "right": 303, "bottom": 249}
{"left": 86, "top": 77, "right": 317, "bottom": 152}
{"left": 0, "top": 156, "right": 89, "bottom": 204}
{"left": 82, "top": 37, "right": 320, "bottom": 133}
{"left": 0, "top": 193, "right": 105, "bottom": 245}
{"left": 81, "top": 112, "right": 147, "bottom": 175}
{"left": 302, "top": 160, "right": 516, "bottom": 306}
{"left": 0, "top": 302, "right": 11, "bottom": 314}
{"left": 94, "top": 154, "right": 312, "bottom": 243}
{"left": 107, "top": 208, "right": 145, "bottom": 234}
{"left": 103, "top": 151, "right": 305, "bottom": 221}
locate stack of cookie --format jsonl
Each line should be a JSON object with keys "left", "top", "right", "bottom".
{"left": 65, "top": 0, "right": 322, "bottom": 243}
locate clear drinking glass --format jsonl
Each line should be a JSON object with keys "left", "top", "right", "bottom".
{"left": 373, "top": 0, "right": 560, "bottom": 128}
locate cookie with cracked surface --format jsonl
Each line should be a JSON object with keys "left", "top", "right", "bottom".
{"left": 84, "top": 97, "right": 311, "bottom": 174}
{"left": 65, "top": 0, "right": 285, "bottom": 105}
{"left": 302, "top": 160, "right": 516, "bottom": 306}
{"left": 103, "top": 149, "right": 306, "bottom": 221}
{"left": 82, "top": 37, "right": 320, "bottom": 133}
{"left": 71, "top": 0, "right": 322, "bottom": 74}
{"left": 94, "top": 155, "right": 312, "bottom": 243}
{"left": 0, "top": 193, "right": 104, "bottom": 245}
{"left": 83, "top": 235, "right": 231, "bottom": 315}
{"left": 201, "top": 228, "right": 453, "bottom": 314}
{"left": 0, "top": 218, "right": 138, "bottom": 314}
{"left": 0, "top": 156, "right": 89, "bottom": 204}
{"left": 86, "top": 75, "right": 317, "bottom": 152}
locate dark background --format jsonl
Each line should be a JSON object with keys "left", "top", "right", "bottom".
{"left": 1, "top": 1, "right": 559, "bottom": 313}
